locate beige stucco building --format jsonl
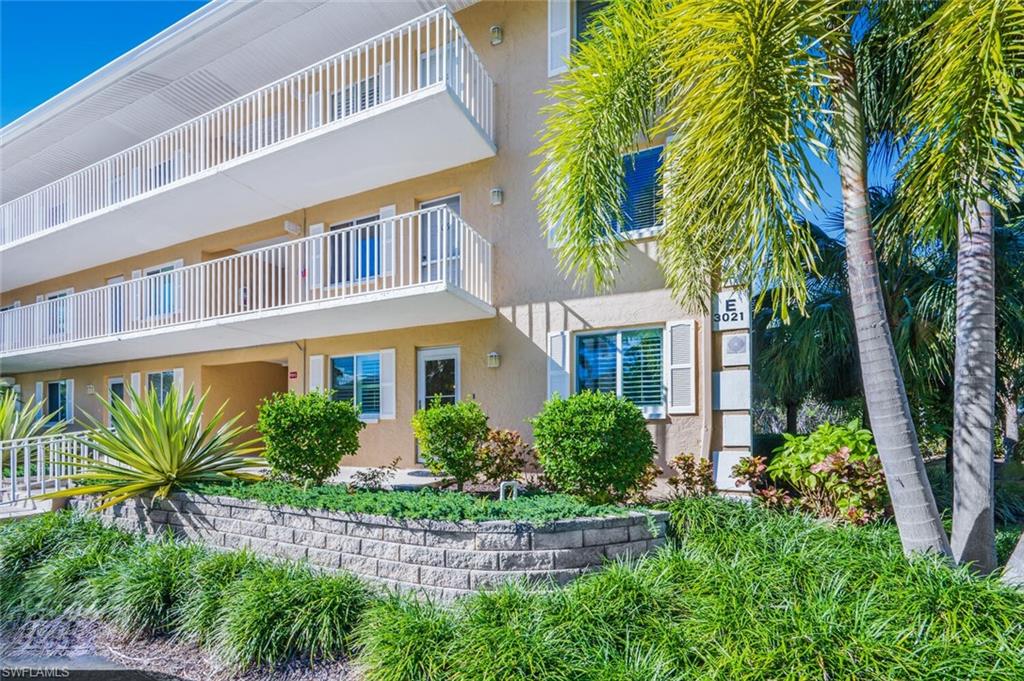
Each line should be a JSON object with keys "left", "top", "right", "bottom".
{"left": 0, "top": 1, "right": 752, "bottom": 483}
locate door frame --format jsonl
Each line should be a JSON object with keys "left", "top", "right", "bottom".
{"left": 107, "top": 376, "right": 125, "bottom": 427}
{"left": 416, "top": 346, "right": 461, "bottom": 410}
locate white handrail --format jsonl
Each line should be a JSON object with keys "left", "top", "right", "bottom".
{"left": 0, "top": 432, "right": 92, "bottom": 506}
{"left": 0, "top": 7, "right": 495, "bottom": 247}
{"left": 0, "top": 206, "right": 492, "bottom": 355}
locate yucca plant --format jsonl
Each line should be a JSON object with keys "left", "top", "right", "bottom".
{"left": 0, "top": 389, "right": 64, "bottom": 440}
{"left": 37, "top": 386, "right": 264, "bottom": 511}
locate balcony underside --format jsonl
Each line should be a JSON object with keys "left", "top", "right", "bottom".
{"left": 0, "top": 283, "right": 494, "bottom": 373}
{"left": 1, "top": 85, "right": 495, "bottom": 290}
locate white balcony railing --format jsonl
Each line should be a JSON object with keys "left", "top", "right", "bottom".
{"left": 0, "top": 206, "right": 492, "bottom": 355}
{"left": 0, "top": 433, "right": 89, "bottom": 507}
{"left": 0, "top": 8, "right": 494, "bottom": 247}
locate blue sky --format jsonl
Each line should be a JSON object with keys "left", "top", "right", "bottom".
{"left": 1, "top": 0, "right": 892, "bottom": 233}
{"left": 1, "top": 1, "right": 202, "bottom": 124}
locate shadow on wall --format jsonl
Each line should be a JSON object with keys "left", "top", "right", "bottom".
{"left": 200, "top": 361, "right": 288, "bottom": 433}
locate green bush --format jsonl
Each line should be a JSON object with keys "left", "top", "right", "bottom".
{"left": 214, "top": 562, "right": 369, "bottom": 670}
{"left": 531, "top": 391, "right": 656, "bottom": 503}
{"left": 411, "top": 399, "right": 489, "bottom": 491}
{"left": 766, "top": 420, "right": 888, "bottom": 523}
{"left": 258, "top": 390, "right": 365, "bottom": 485}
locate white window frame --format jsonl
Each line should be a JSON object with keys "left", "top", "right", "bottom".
{"left": 0, "top": 301, "right": 20, "bottom": 312}
{"left": 573, "top": 325, "right": 666, "bottom": 419}
{"left": 146, "top": 369, "right": 176, "bottom": 405}
{"left": 107, "top": 376, "right": 125, "bottom": 427}
{"left": 614, "top": 145, "right": 664, "bottom": 240}
{"left": 329, "top": 351, "right": 384, "bottom": 422}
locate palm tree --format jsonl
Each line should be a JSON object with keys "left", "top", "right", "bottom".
{"left": 535, "top": 0, "right": 951, "bottom": 556}
{"left": 897, "top": 0, "right": 1024, "bottom": 574}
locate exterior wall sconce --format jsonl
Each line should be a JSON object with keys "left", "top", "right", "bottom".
{"left": 490, "top": 25, "right": 503, "bottom": 46}
{"left": 487, "top": 351, "right": 501, "bottom": 368}
{"left": 490, "top": 187, "right": 504, "bottom": 206}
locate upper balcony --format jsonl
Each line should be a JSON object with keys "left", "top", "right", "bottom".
{"left": 0, "top": 8, "right": 495, "bottom": 291}
{"left": 0, "top": 205, "right": 493, "bottom": 372}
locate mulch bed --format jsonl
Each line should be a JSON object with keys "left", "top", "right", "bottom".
{"left": 0, "top": 618, "right": 361, "bottom": 681}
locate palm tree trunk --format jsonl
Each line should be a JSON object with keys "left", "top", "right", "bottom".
{"left": 1003, "top": 393, "right": 1020, "bottom": 463}
{"left": 1004, "top": 531, "right": 1024, "bottom": 587}
{"left": 950, "top": 201, "right": 997, "bottom": 574}
{"left": 830, "top": 40, "right": 952, "bottom": 558}
{"left": 786, "top": 402, "right": 799, "bottom": 435}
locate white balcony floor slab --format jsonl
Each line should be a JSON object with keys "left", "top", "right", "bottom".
{"left": 0, "top": 283, "right": 494, "bottom": 373}
{"left": 1, "top": 86, "right": 494, "bottom": 291}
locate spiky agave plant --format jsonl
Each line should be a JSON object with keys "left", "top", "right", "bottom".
{"left": 0, "top": 390, "right": 65, "bottom": 440}
{"left": 38, "top": 386, "right": 264, "bottom": 510}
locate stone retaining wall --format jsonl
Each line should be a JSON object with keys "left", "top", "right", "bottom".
{"left": 73, "top": 492, "right": 668, "bottom": 600}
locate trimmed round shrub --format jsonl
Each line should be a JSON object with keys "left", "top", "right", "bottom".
{"left": 411, "top": 399, "right": 489, "bottom": 491}
{"left": 258, "top": 390, "right": 365, "bottom": 485}
{"left": 531, "top": 391, "right": 656, "bottom": 503}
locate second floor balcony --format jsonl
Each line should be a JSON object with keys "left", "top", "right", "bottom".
{"left": 0, "top": 8, "right": 495, "bottom": 291}
{"left": 0, "top": 206, "right": 493, "bottom": 372}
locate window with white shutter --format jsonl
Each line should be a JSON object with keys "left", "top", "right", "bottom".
{"left": 548, "top": 0, "right": 571, "bottom": 76}
{"left": 575, "top": 327, "right": 665, "bottom": 417}
{"left": 330, "top": 351, "right": 385, "bottom": 421}
{"left": 614, "top": 146, "right": 663, "bottom": 235}
{"left": 546, "top": 331, "right": 570, "bottom": 399}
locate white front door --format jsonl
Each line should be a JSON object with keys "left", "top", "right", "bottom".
{"left": 416, "top": 346, "right": 460, "bottom": 410}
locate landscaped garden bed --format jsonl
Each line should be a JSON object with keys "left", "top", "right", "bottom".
{"left": 3, "top": 498, "right": 1023, "bottom": 680}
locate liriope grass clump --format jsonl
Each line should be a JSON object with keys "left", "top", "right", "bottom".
{"left": 91, "top": 534, "right": 209, "bottom": 636}
{"left": 213, "top": 561, "right": 370, "bottom": 670}
{"left": 355, "top": 595, "right": 457, "bottom": 681}
{"left": 175, "top": 548, "right": 262, "bottom": 643}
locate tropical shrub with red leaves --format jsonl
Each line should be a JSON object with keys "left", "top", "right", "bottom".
{"left": 667, "top": 454, "right": 715, "bottom": 498}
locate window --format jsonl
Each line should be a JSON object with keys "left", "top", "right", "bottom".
{"left": 329, "top": 214, "right": 380, "bottom": 284}
{"left": 47, "top": 381, "right": 68, "bottom": 423}
{"left": 108, "top": 377, "right": 125, "bottom": 428}
{"left": 575, "top": 0, "right": 607, "bottom": 43}
{"left": 615, "top": 146, "right": 663, "bottom": 235}
{"left": 0, "top": 301, "right": 20, "bottom": 312}
{"left": 575, "top": 328, "right": 664, "bottom": 416}
{"left": 147, "top": 370, "right": 175, "bottom": 405}
{"left": 331, "top": 353, "right": 382, "bottom": 419}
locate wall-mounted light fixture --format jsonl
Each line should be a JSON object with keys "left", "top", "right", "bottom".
{"left": 490, "top": 187, "right": 504, "bottom": 206}
{"left": 490, "top": 25, "right": 504, "bottom": 46}
{"left": 284, "top": 219, "right": 302, "bottom": 236}
{"left": 487, "top": 351, "right": 501, "bottom": 368}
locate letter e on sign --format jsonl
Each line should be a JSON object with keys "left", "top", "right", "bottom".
{"left": 712, "top": 290, "right": 750, "bottom": 331}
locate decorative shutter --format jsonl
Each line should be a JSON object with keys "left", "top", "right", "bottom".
{"left": 548, "top": 0, "right": 571, "bottom": 76}
{"left": 379, "top": 348, "right": 396, "bottom": 420}
{"left": 35, "top": 295, "right": 43, "bottom": 303}
{"left": 379, "top": 205, "right": 396, "bottom": 276}
{"left": 546, "top": 331, "right": 570, "bottom": 399}
{"left": 307, "top": 224, "right": 325, "bottom": 291}
{"left": 34, "top": 381, "right": 43, "bottom": 406}
{"left": 666, "top": 320, "right": 696, "bottom": 414}
{"left": 65, "top": 379, "right": 75, "bottom": 424}
{"left": 309, "top": 355, "right": 325, "bottom": 393}
{"left": 546, "top": 219, "right": 565, "bottom": 250}
{"left": 130, "top": 372, "right": 142, "bottom": 403}
{"left": 172, "top": 368, "right": 185, "bottom": 400}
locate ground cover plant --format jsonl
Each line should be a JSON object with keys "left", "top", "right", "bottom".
{"left": 356, "top": 496, "right": 1024, "bottom": 681}
{"left": 194, "top": 479, "right": 629, "bottom": 524}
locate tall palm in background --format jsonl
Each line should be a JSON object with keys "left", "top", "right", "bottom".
{"left": 535, "top": 0, "right": 950, "bottom": 556}
{"left": 898, "top": 0, "right": 1024, "bottom": 573}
